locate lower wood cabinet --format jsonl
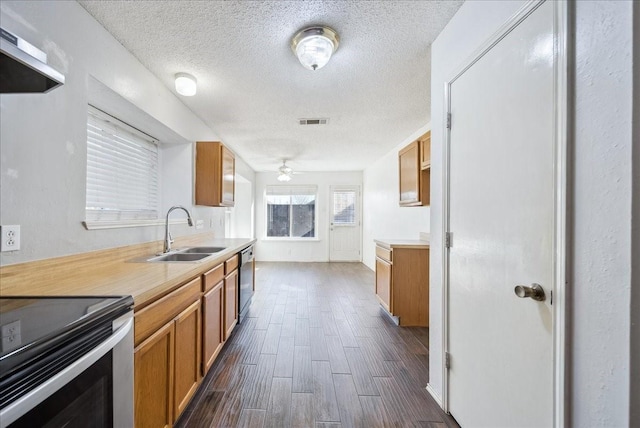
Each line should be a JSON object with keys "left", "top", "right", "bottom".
{"left": 173, "top": 301, "right": 202, "bottom": 419}
{"left": 375, "top": 257, "right": 392, "bottom": 312}
{"left": 224, "top": 268, "right": 238, "bottom": 340}
{"left": 134, "top": 277, "right": 202, "bottom": 428}
{"left": 134, "top": 321, "right": 174, "bottom": 428}
{"left": 133, "top": 249, "right": 247, "bottom": 427}
{"left": 375, "top": 244, "right": 429, "bottom": 326}
{"left": 202, "top": 281, "right": 224, "bottom": 375}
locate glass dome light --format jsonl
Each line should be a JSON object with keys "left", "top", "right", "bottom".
{"left": 291, "top": 26, "right": 339, "bottom": 71}
{"left": 175, "top": 72, "right": 197, "bottom": 96}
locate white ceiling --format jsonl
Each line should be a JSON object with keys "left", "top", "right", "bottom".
{"left": 78, "top": 0, "right": 463, "bottom": 173}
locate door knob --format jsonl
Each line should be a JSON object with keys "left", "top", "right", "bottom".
{"left": 514, "top": 283, "right": 546, "bottom": 301}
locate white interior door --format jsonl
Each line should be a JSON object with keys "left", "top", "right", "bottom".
{"left": 447, "top": 2, "right": 557, "bottom": 426}
{"left": 329, "top": 186, "right": 361, "bottom": 261}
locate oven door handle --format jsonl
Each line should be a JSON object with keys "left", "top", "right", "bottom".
{"left": 0, "top": 314, "right": 134, "bottom": 428}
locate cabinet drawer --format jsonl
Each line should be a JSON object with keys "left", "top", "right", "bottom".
{"left": 203, "top": 263, "right": 224, "bottom": 292}
{"left": 135, "top": 277, "right": 201, "bottom": 346}
{"left": 376, "top": 246, "right": 392, "bottom": 262}
{"left": 225, "top": 254, "right": 239, "bottom": 274}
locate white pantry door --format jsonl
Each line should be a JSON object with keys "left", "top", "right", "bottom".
{"left": 447, "top": 1, "right": 557, "bottom": 426}
{"left": 329, "top": 186, "right": 361, "bottom": 261}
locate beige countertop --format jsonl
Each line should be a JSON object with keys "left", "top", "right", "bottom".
{"left": 374, "top": 238, "right": 430, "bottom": 249}
{"left": 0, "top": 234, "right": 255, "bottom": 310}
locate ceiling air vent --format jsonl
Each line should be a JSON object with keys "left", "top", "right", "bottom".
{"left": 299, "top": 118, "right": 329, "bottom": 125}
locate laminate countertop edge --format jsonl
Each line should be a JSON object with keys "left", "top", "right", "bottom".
{"left": 374, "top": 239, "right": 430, "bottom": 249}
{"left": 0, "top": 236, "right": 256, "bottom": 310}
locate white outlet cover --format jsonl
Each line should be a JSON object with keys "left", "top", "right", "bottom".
{"left": 1, "top": 225, "right": 20, "bottom": 252}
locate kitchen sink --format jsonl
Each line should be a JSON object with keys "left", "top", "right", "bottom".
{"left": 178, "top": 246, "right": 226, "bottom": 254}
{"left": 147, "top": 253, "right": 212, "bottom": 262}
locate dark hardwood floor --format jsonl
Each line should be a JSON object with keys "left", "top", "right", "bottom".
{"left": 175, "top": 262, "right": 458, "bottom": 428}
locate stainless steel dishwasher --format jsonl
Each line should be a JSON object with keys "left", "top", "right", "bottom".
{"left": 238, "top": 245, "right": 254, "bottom": 322}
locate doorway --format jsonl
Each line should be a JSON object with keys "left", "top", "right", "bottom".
{"left": 329, "top": 185, "right": 361, "bottom": 261}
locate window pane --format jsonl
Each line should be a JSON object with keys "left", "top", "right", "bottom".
{"left": 267, "top": 199, "right": 290, "bottom": 237}
{"left": 332, "top": 191, "right": 356, "bottom": 225}
{"left": 292, "top": 197, "right": 315, "bottom": 237}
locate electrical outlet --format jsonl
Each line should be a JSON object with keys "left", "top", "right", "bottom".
{"left": 1, "top": 320, "right": 21, "bottom": 352}
{"left": 195, "top": 220, "right": 204, "bottom": 230}
{"left": 0, "top": 225, "right": 20, "bottom": 252}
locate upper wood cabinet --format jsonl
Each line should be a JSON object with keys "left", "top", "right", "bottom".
{"left": 419, "top": 131, "right": 431, "bottom": 170}
{"left": 195, "top": 141, "right": 235, "bottom": 207}
{"left": 399, "top": 132, "right": 431, "bottom": 206}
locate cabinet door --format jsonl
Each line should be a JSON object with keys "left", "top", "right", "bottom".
{"left": 195, "top": 141, "right": 235, "bottom": 207}
{"left": 221, "top": 145, "right": 235, "bottom": 206}
{"left": 224, "top": 269, "right": 238, "bottom": 340}
{"left": 375, "top": 257, "right": 392, "bottom": 312}
{"left": 202, "top": 281, "right": 224, "bottom": 375}
{"left": 420, "top": 131, "right": 431, "bottom": 170}
{"left": 399, "top": 140, "right": 421, "bottom": 206}
{"left": 134, "top": 321, "right": 174, "bottom": 428}
{"left": 173, "top": 301, "right": 202, "bottom": 421}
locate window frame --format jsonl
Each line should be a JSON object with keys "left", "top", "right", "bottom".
{"left": 83, "top": 105, "right": 161, "bottom": 230}
{"left": 263, "top": 185, "right": 319, "bottom": 241}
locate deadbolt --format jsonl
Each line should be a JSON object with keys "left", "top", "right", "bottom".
{"left": 514, "top": 283, "right": 546, "bottom": 301}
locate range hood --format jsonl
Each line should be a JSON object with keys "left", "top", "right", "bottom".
{"left": 0, "top": 27, "right": 64, "bottom": 94}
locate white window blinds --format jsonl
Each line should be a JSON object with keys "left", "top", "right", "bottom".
{"left": 86, "top": 106, "right": 159, "bottom": 222}
{"left": 332, "top": 190, "right": 356, "bottom": 225}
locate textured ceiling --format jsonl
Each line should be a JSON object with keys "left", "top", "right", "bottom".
{"left": 78, "top": 0, "right": 463, "bottom": 173}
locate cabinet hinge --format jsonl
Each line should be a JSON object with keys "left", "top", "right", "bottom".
{"left": 445, "top": 352, "right": 451, "bottom": 369}
{"left": 445, "top": 232, "right": 453, "bottom": 248}
{"left": 446, "top": 113, "right": 452, "bottom": 130}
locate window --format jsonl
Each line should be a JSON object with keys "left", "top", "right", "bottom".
{"left": 331, "top": 190, "right": 356, "bottom": 225}
{"left": 85, "top": 106, "right": 159, "bottom": 224}
{"left": 266, "top": 185, "right": 317, "bottom": 238}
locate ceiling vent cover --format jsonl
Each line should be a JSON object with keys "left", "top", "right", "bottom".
{"left": 299, "top": 118, "right": 329, "bottom": 125}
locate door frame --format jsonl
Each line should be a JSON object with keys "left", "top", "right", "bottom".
{"left": 328, "top": 185, "right": 362, "bottom": 262}
{"left": 440, "top": 0, "right": 570, "bottom": 425}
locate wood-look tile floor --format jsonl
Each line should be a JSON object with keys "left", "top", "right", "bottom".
{"left": 176, "top": 262, "right": 459, "bottom": 428}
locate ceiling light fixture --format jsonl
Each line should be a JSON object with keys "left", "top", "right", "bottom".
{"left": 174, "top": 72, "right": 197, "bottom": 96}
{"left": 291, "top": 26, "right": 339, "bottom": 71}
{"left": 277, "top": 160, "right": 293, "bottom": 181}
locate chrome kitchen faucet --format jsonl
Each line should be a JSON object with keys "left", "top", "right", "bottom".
{"left": 163, "top": 206, "right": 194, "bottom": 253}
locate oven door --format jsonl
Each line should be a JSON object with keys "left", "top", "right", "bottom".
{"left": 0, "top": 312, "right": 133, "bottom": 428}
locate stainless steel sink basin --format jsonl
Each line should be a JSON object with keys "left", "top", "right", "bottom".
{"left": 148, "top": 253, "right": 212, "bottom": 262}
{"left": 179, "top": 247, "right": 226, "bottom": 254}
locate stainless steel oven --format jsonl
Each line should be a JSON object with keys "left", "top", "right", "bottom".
{"left": 0, "top": 296, "right": 134, "bottom": 428}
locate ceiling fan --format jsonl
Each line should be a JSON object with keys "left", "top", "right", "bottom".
{"left": 277, "top": 160, "right": 293, "bottom": 182}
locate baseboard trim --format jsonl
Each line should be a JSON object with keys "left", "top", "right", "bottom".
{"left": 426, "top": 383, "right": 444, "bottom": 410}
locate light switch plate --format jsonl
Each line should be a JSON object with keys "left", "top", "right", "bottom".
{"left": 0, "top": 225, "right": 20, "bottom": 252}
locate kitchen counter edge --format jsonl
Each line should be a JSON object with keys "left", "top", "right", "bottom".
{"left": 374, "top": 239, "right": 430, "bottom": 249}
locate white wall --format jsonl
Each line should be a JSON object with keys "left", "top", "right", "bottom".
{"left": 361, "top": 124, "right": 431, "bottom": 270}
{"left": 631, "top": 6, "right": 639, "bottom": 426}
{"left": 0, "top": 1, "right": 232, "bottom": 266}
{"left": 572, "top": 1, "right": 633, "bottom": 426}
{"left": 429, "top": 0, "right": 525, "bottom": 403}
{"left": 430, "top": 1, "right": 634, "bottom": 426}
{"left": 254, "top": 171, "right": 362, "bottom": 262}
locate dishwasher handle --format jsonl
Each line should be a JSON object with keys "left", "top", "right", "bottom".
{"left": 241, "top": 246, "right": 254, "bottom": 263}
